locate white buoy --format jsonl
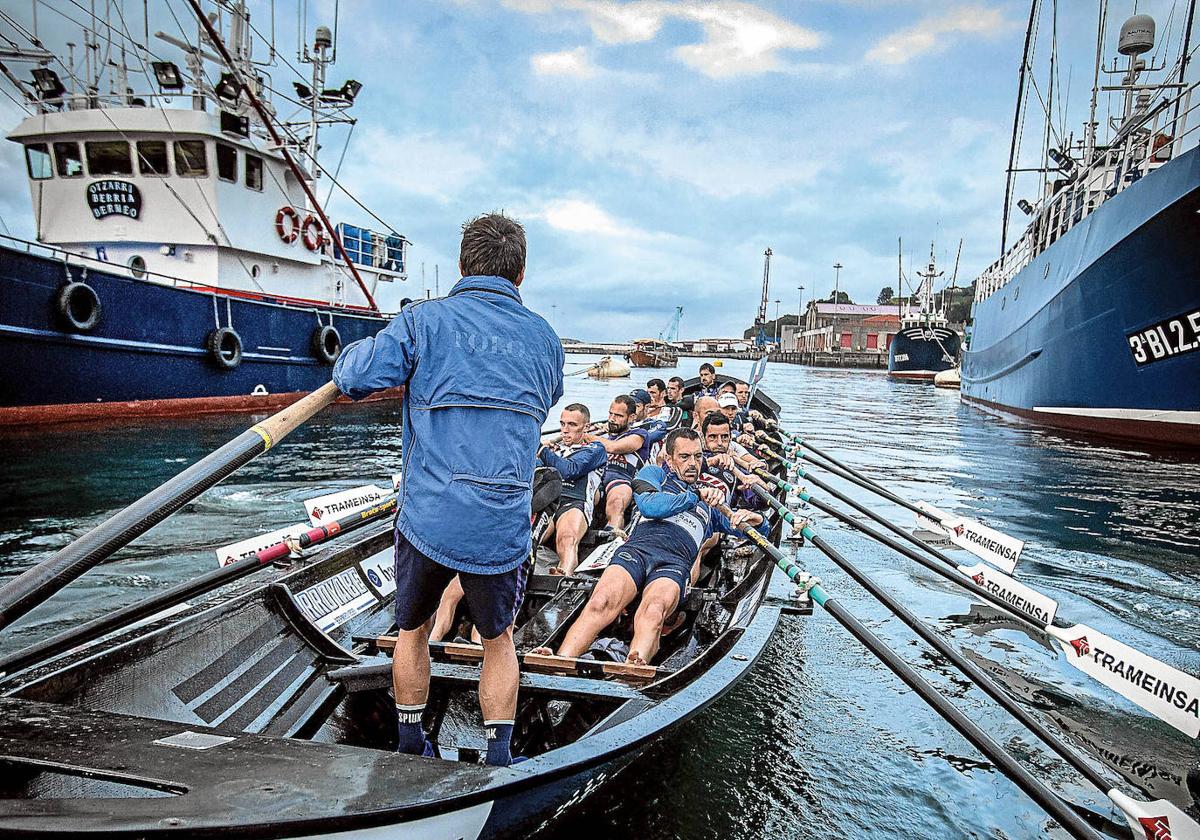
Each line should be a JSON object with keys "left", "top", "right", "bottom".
{"left": 934, "top": 368, "right": 961, "bottom": 389}
{"left": 586, "top": 355, "right": 631, "bottom": 379}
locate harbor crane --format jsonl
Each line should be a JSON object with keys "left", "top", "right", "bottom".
{"left": 659, "top": 306, "right": 684, "bottom": 344}
{"left": 754, "top": 248, "right": 772, "bottom": 351}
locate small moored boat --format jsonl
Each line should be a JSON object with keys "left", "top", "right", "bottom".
{"left": 625, "top": 339, "right": 678, "bottom": 369}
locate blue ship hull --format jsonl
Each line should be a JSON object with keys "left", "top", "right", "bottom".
{"left": 961, "top": 144, "right": 1200, "bottom": 446}
{"left": 888, "top": 326, "right": 960, "bottom": 380}
{"left": 0, "top": 244, "right": 394, "bottom": 426}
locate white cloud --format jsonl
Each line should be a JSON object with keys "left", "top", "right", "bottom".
{"left": 505, "top": 0, "right": 823, "bottom": 78}
{"left": 531, "top": 46, "right": 597, "bottom": 77}
{"left": 866, "top": 5, "right": 1010, "bottom": 66}
{"left": 339, "top": 127, "right": 488, "bottom": 203}
{"left": 529, "top": 197, "right": 659, "bottom": 240}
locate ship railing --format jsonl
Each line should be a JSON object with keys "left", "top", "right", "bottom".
{"left": 0, "top": 231, "right": 387, "bottom": 315}
{"left": 976, "top": 78, "right": 1200, "bottom": 305}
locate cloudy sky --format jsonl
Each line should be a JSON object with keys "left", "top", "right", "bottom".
{"left": 0, "top": 0, "right": 1188, "bottom": 340}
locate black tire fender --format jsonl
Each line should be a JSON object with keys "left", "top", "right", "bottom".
{"left": 206, "top": 327, "right": 243, "bottom": 370}
{"left": 56, "top": 281, "right": 102, "bottom": 332}
{"left": 311, "top": 324, "right": 341, "bottom": 364}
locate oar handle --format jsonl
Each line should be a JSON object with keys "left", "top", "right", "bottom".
{"left": 0, "top": 381, "right": 343, "bottom": 631}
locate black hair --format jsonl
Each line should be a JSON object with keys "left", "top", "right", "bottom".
{"left": 647, "top": 378, "right": 666, "bottom": 392}
{"left": 702, "top": 413, "right": 731, "bottom": 434}
{"left": 719, "top": 382, "right": 735, "bottom": 393}
{"left": 612, "top": 395, "right": 637, "bottom": 415}
{"left": 563, "top": 402, "right": 590, "bottom": 422}
{"left": 664, "top": 426, "right": 700, "bottom": 455}
{"left": 668, "top": 376, "right": 685, "bottom": 387}
{"left": 699, "top": 363, "right": 716, "bottom": 374}
{"left": 459, "top": 212, "right": 526, "bottom": 283}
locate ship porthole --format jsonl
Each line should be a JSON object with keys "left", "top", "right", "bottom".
{"left": 311, "top": 325, "right": 341, "bottom": 364}
{"left": 127, "top": 255, "right": 147, "bottom": 280}
{"left": 56, "top": 281, "right": 102, "bottom": 332}
{"left": 206, "top": 327, "right": 243, "bottom": 370}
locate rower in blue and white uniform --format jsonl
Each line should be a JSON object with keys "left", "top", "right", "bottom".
{"left": 535, "top": 427, "right": 765, "bottom": 666}
{"left": 595, "top": 394, "right": 666, "bottom": 531}
{"left": 537, "top": 403, "right": 607, "bottom": 576}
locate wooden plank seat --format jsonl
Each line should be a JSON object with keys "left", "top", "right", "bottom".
{"left": 327, "top": 655, "right": 646, "bottom": 701}
{"left": 372, "top": 637, "right": 660, "bottom": 685}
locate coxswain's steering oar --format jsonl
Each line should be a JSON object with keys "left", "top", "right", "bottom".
{"left": 751, "top": 468, "right": 1200, "bottom": 740}
{"left": 0, "top": 495, "right": 397, "bottom": 678}
{"left": 0, "top": 382, "right": 342, "bottom": 631}
{"left": 755, "top": 419, "right": 1024, "bottom": 572}
{"left": 714, "top": 503, "right": 1103, "bottom": 840}
{"left": 745, "top": 486, "right": 1196, "bottom": 840}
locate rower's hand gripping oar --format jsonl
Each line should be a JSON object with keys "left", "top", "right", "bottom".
{"left": 744, "top": 484, "right": 1199, "bottom": 840}
{"left": 713, "top": 501, "right": 1103, "bottom": 840}
{"left": 752, "top": 465, "right": 1200, "bottom": 741}
{"left": 0, "top": 381, "right": 342, "bottom": 631}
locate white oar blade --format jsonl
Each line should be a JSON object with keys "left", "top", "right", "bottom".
{"left": 956, "top": 562, "right": 1058, "bottom": 625}
{"left": 1049, "top": 623, "right": 1200, "bottom": 738}
{"left": 214, "top": 524, "right": 307, "bottom": 568}
{"left": 916, "top": 502, "right": 1023, "bottom": 573}
{"left": 304, "top": 484, "right": 391, "bottom": 526}
{"left": 1108, "top": 789, "right": 1200, "bottom": 840}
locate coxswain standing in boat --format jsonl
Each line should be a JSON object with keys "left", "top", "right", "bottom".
{"left": 332, "top": 213, "right": 563, "bottom": 767}
{"left": 537, "top": 404, "right": 607, "bottom": 577}
{"left": 535, "top": 428, "right": 765, "bottom": 666}
{"left": 697, "top": 362, "right": 720, "bottom": 397}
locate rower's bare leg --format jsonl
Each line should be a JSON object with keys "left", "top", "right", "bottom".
{"left": 478, "top": 627, "right": 519, "bottom": 721}
{"left": 627, "top": 578, "right": 681, "bottom": 666}
{"left": 430, "top": 577, "right": 465, "bottom": 642}
{"left": 392, "top": 614, "right": 434, "bottom": 706}
{"left": 553, "top": 509, "right": 588, "bottom": 575}
{"left": 538, "top": 564, "right": 637, "bottom": 658}
{"left": 605, "top": 484, "right": 632, "bottom": 530}
{"left": 540, "top": 519, "right": 556, "bottom": 546}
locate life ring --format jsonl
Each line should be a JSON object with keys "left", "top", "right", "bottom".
{"left": 301, "top": 215, "right": 325, "bottom": 251}
{"left": 275, "top": 206, "right": 300, "bottom": 244}
{"left": 56, "top": 281, "right": 102, "bottom": 331}
{"left": 311, "top": 324, "right": 341, "bottom": 364}
{"left": 206, "top": 327, "right": 243, "bottom": 370}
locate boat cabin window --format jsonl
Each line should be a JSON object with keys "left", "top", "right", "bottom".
{"left": 174, "top": 140, "right": 208, "bottom": 178}
{"left": 24, "top": 143, "right": 52, "bottom": 180}
{"left": 136, "top": 141, "right": 169, "bottom": 176}
{"left": 53, "top": 142, "right": 83, "bottom": 177}
{"left": 244, "top": 154, "right": 263, "bottom": 191}
{"left": 85, "top": 141, "right": 133, "bottom": 176}
{"left": 216, "top": 142, "right": 237, "bottom": 182}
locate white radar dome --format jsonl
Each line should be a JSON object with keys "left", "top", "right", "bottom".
{"left": 314, "top": 25, "right": 333, "bottom": 50}
{"left": 1118, "top": 15, "right": 1155, "bottom": 56}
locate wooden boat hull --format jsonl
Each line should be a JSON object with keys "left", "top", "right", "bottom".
{"left": 0, "top": 377, "right": 793, "bottom": 838}
{"left": 626, "top": 349, "right": 678, "bottom": 368}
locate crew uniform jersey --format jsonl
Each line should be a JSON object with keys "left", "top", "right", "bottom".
{"left": 538, "top": 442, "right": 607, "bottom": 523}
{"left": 610, "top": 464, "right": 767, "bottom": 606}
{"left": 697, "top": 451, "right": 737, "bottom": 504}
{"left": 601, "top": 422, "right": 666, "bottom": 493}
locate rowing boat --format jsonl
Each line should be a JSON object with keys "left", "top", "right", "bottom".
{"left": 0, "top": 377, "right": 796, "bottom": 838}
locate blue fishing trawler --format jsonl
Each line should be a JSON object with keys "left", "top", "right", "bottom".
{"left": 961, "top": 10, "right": 1200, "bottom": 446}
{"left": 0, "top": 8, "right": 409, "bottom": 426}
{"left": 888, "top": 247, "right": 961, "bottom": 381}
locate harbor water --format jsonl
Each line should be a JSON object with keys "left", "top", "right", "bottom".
{"left": 1, "top": 357, "right": 1198, "bottom": 838}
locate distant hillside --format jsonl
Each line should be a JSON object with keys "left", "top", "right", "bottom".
{"left": 742, "top": 314, "right": 799, "bottom": 340}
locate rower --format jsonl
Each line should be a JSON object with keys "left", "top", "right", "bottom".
{"left": 537, "top": 404, "right": 607, "bottom": 576}
{"left": 628, "top": 388, "right": 652, "bottom": 421}
{"left": 595, "top": 395, "right": 665, "bottom": 531}
{"left": 694, "top": 394, "right": 764, "bottom": 473}
{"left": 535, "top": 428, "right": 764, "bottom": 666}
{"left": 665, "top": 376, "right": 694, "bottom": 427}
{"left": 697, "top": 363, "right": 720, "bottom": 397}
{"left": 717, "top": 393, "right": 745, "bottom": 436}
{"left": 644, "top": 379, "right": 668, "bottom": 418}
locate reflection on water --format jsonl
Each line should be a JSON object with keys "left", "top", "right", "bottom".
{"left": 1, "top": 355, "right": 1197, "bottom": 838}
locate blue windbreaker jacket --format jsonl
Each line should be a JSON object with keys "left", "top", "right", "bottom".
{"left": 333, "top": 275, "right": 564, "bottom": 574}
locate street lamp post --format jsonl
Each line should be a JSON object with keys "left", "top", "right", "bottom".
{"left": 832, "top": 262, "right": 843, "bottom": 304}
{"left": 773, "top": 299, "right": 781, "bottom": 346}
{"left": 796, "top": 285, "right": 805, "bottom": 353}
{"left": 550, "top": 304, "right": 557, "bottom": 331}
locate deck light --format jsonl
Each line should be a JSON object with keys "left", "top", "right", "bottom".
{"left": 151, "top": 61, "right": 184, "bottom": 92}
{"left": 293, "top": 81, "right": 313, "bottom": 100}
{"left": 214, "top": 72, "right": 241, "bottom": 104}
{"left": 30, "top": 68, "right": 65, "bottom": 100}
{"left": 340, "top": 79, "right": 362, "bottom": 102}
{"left": 1017, "top": 199, "right": 1034, "bottom": 215}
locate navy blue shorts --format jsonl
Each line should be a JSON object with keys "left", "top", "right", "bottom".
{"left": 610, "top": 544, "right": 690, "bottom": 608}
{"left": 554, "top": 498, "right": 589, "bottom": 524}
{"left": 602, "top": 465, "right": 636, "bottom": 494}
{"left": 393, "top": 531, "right": 528, "bottom": 640}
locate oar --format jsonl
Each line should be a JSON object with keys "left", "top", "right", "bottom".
{"left": 0, "top": 382, "right": 342, "bottom": 631}
{"left": 759, "top": 419, "right": 1024, "bottom": 571}
{"left": 746, "top": 485, "right": 1196, "bottom": 840}
{"left": 0, "top": 496, "right": 397, "bottom": 677}
{"left": 713, "top": 502, "right": 1103, "bottom": 840}
{"left": 753, "top": 467, "right": 1200, "bottom": 741}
